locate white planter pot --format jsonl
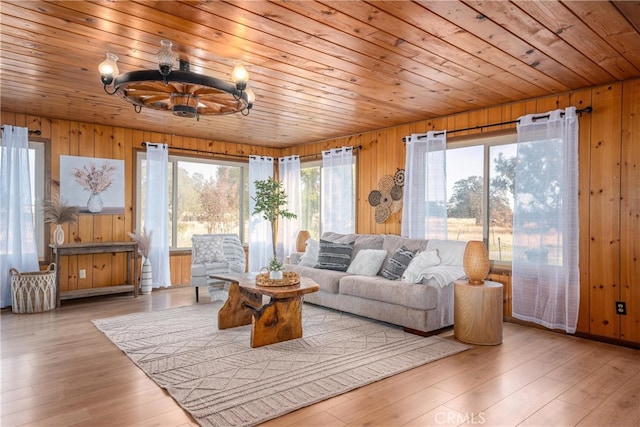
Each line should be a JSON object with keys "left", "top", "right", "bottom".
{"left": 140, "top": 258, "right": 152, "bottom": 294}
{"left": 269, "top": 270, "right": 283, "bottom": 280}
{"left": 53, "top": 224, "right": 65, "bottom": 245}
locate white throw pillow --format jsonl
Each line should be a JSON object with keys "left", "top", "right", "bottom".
{"left": 402, "top": 249, "right": 441, "bottom": 283}
{"left": 192, "top": 238, "right": 226, "bottom": 264}
{"left": 299, "top": 239, "right": 320, "bottom": 267}
{"left": 347, "top": 249, "right": 388, "bottom": 276}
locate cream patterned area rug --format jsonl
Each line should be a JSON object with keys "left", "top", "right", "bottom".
{"left": 93, "top": 302, "right": 469, "bottom": 427}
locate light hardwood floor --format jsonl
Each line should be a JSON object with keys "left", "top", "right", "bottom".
{"left": 1, "top": 286, "right": 638, "bottom": 427}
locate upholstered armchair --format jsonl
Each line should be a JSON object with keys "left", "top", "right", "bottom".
{"left": 190, "top": 234, "right": 246, "bottom": 302}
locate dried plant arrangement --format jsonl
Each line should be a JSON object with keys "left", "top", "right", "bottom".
{"left": 128, "top": 229, "right": 153, "bottom": 258}
{"left": 42, "top": 198, "right": 79, "bottom": 225}
{"left": 73, "top": 163, "right": 115, "bottom": 195}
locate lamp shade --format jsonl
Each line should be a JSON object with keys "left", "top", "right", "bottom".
{"left": 463, "top": 240, "right": 490, "bottom": 285}
{"left": 296, "top": 230, "right": 311, "bottom": 253}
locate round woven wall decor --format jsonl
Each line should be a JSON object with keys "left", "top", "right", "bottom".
{"left": 368, "top": 190, "right": 382, "bottom": 206}
{"left": 375, "top": 205, "right": 390, "bottom": 223}
{"left": 378, "top": 174, "right": 394, "bottom": 193}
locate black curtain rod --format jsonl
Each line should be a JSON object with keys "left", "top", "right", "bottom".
{"left": 141, "top": 142, "right": 362, "bottom": 161}
{"left": 298, "top": 145, "right": 363, "bottom": 160}
{"left": 1, "top": 126, "right": 42, "bottom": 136}
{"left": 403, "top": 106, "right": 593, "bottom": 142}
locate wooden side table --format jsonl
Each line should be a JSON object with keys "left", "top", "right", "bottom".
{"left": 454, "top": 279, "right": 503, "bottom": 345}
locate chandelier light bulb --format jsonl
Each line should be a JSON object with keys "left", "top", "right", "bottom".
{"left": 98, "top": 52, "right": 119, "bottom": 84}
{"left": 157, "top": 40, "right": 175, "bottom": 77}
{"left": 231, "top": 61, "right": 249, "bottom": 91}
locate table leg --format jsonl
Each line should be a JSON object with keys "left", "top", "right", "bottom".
{"left": 53, "top": 249, "right": 61, "bottom": 309}
{"left": 218, "top": 282, "right": 262, "bottom": 329}
{"left": 250, "top": 297, "right": 303, "bottom": 348}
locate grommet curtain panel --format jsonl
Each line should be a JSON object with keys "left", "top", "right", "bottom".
{"left": 401, "top": 131, "right": 448, "bottom": 240}
{"left": 145, "top": 143, "right": 171, "bottom": 288}
{"left": 321, "top": 146, "right": 354, "bottom": 234}
{"left": 248, "top": 156, "right": 274, "bottom": 271}
{"left": 0, "top": 126, "right": 39, "bottom": 308}
{"left": 512, "top": 107, "right": 579, "bottom": 333}
{"left": 277, "top": 155, "right": 301, "bottom": 262}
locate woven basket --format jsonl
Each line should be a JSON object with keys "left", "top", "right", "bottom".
{"left": 256, "top": 270, "right": 300, "bottom": 287}
{"left": 10, "top": 263, "right": 57, "bottom": 314}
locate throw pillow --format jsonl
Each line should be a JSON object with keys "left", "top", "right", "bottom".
{"left": 299, "top": 238, "right": 320, "bottom": 267}
{"left": 381, "top": 245, "right": 417, "bottom": 280}
{"left": 402, "top": 249, "right": 441, "bottom": 283}
{"left": 315, "top": 239, "right": 354, "bottom": 272}
{"left": 192, "top": 238, "right": 226, "bottom": 264}
{"left": 346, "top": 249, "right": 388, "bottom": 276}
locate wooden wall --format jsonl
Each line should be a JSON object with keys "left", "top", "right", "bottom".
{"left": 0, "top": 112, "right": 277, "bottom": 289}
{"left": 282, "top": 78, "right": 640, "bottom": 345}
{"left": 2, "top": 77, "right": 638, "bottom": 344}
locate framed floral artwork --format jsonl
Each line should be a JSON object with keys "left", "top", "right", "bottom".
{"left": 60, "top": 155, "right": 125, "bottom": 214}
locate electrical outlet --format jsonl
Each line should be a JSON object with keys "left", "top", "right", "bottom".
{"left": 79, "top": 269, "right": 86, "bottom": 279}
{"left": 615, "top": 301, "right": 627, "bottom": 315}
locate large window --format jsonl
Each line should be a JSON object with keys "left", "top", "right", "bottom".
{"left": 0, "top": 139, "right": 47, "bottom": 260}
{"left": 300, "top": 161, "right": 321, "bottom": 239}
{"left": 445, "top": 133, "right": 517, "bottom": 263}
{"left": 299, "top": 158, "right": 357, "bottom": 239}
{"left": 137, "top": 152, "right": 248, "bottom": 249}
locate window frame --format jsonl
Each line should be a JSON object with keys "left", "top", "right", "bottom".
{"left": 446, "top": 131, "right": 517, "bottom": 267}
{"left": 135, "top": 150, "right": 249, "bottom": 250}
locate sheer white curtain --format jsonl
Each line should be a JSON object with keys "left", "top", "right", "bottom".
{"left": 0, "top": 126, "right": 40, "bottom": 308}
{"left": 277, "top": 155, "right": 301, "bottom": 262}
{"left": 321, "top": 146, "right": 354, "bottom": 234}
{"left": 401, "top": 131, "right": 448, "bottom": 239}
{"left": 512, "top": 107, "right": 579, "bottom": 333}
{"left": 249, "top": 156, "right": 274, "bottom": 271}
{"left": 145, "top": 143, "right": 171, "bottom": 288}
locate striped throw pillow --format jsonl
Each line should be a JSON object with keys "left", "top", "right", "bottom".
{"left": 315, "top": 239, "right": 354, "bottom": 272}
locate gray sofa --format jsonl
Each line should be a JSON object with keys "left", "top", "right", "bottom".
{"left": 287, "top": 232, "right": 467, "bottom": 334}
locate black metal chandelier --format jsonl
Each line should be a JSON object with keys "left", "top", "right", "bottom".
{"left": 99, "top": 40, "right": 255, "bottom": 120}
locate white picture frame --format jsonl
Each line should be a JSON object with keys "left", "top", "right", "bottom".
{"left": 60, "top": 155, "right": 125, "bottom": 215}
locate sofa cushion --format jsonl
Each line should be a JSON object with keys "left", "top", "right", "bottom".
{"left": 299, "top": 238, "right": 320, "bottom": 267}
{"left": 190, "top": 262, "right": 229, "bottom": 277}
{"left": 192, "top": 237, "right": 226, "bottom": 264}
{"left": 402, "top": 249, "right": 441, "bottom": 283}
{"left": 346, "top": 249, "right": 387, "bottom": 276}
{"left": 286, "top": 264, "right": 347, "bottom": 294}
{"left": 381, "top": 235, "right": 429, "bottom": 267}
{"left": 316, "top": 239, "right": 354, "bottom": 271}
{"left": 426, "top": 239, "right": 467, "bottom": 266}
{"left": 322, "top": 232, "right": 384, "bottom": 259}
{"left": 339, "top": 275, "right": 438, "bottom": 311}
{"left": 381, "top": 245, "right": 417, "bottom": 280}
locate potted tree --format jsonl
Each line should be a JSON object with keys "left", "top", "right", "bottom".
{"left": 251, "top": 176, "right": 297, "bottom": 264}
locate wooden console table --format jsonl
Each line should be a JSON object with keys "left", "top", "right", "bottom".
{"left": 49, "top": 242, "right": 139, "bottom": 307}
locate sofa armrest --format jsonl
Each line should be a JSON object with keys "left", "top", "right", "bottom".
{"left": 288, "top": 252, "right": 304, "bottom": 265}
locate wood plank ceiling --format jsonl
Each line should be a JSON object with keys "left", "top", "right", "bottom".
{"left": 1, "top": 1, "right": 639, "bottom": 147}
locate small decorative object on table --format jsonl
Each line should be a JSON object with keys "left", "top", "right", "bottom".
{"left": 257, "top": 268, "right": 300, "bottom": 287}
{"left": 42, "top": 197, "right": 79, "bottom": 245}
{"left": 463, "top": 240, "right": 490, "bottom": 285}
{"left": 128, "top": 229, "right": 153, "bottom": 294}
{"left": 268, "top": 256, "right": 284, "bottom": 280}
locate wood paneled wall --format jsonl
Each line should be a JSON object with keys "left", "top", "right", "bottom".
{"left": 0, "top": 112, "right": 277, "bottom": 289}
{"left": 2, "top": 77, "right": 638, "bottom": 344}
{"left": 282, "top": 78, "right": 640, "bottom": 344}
